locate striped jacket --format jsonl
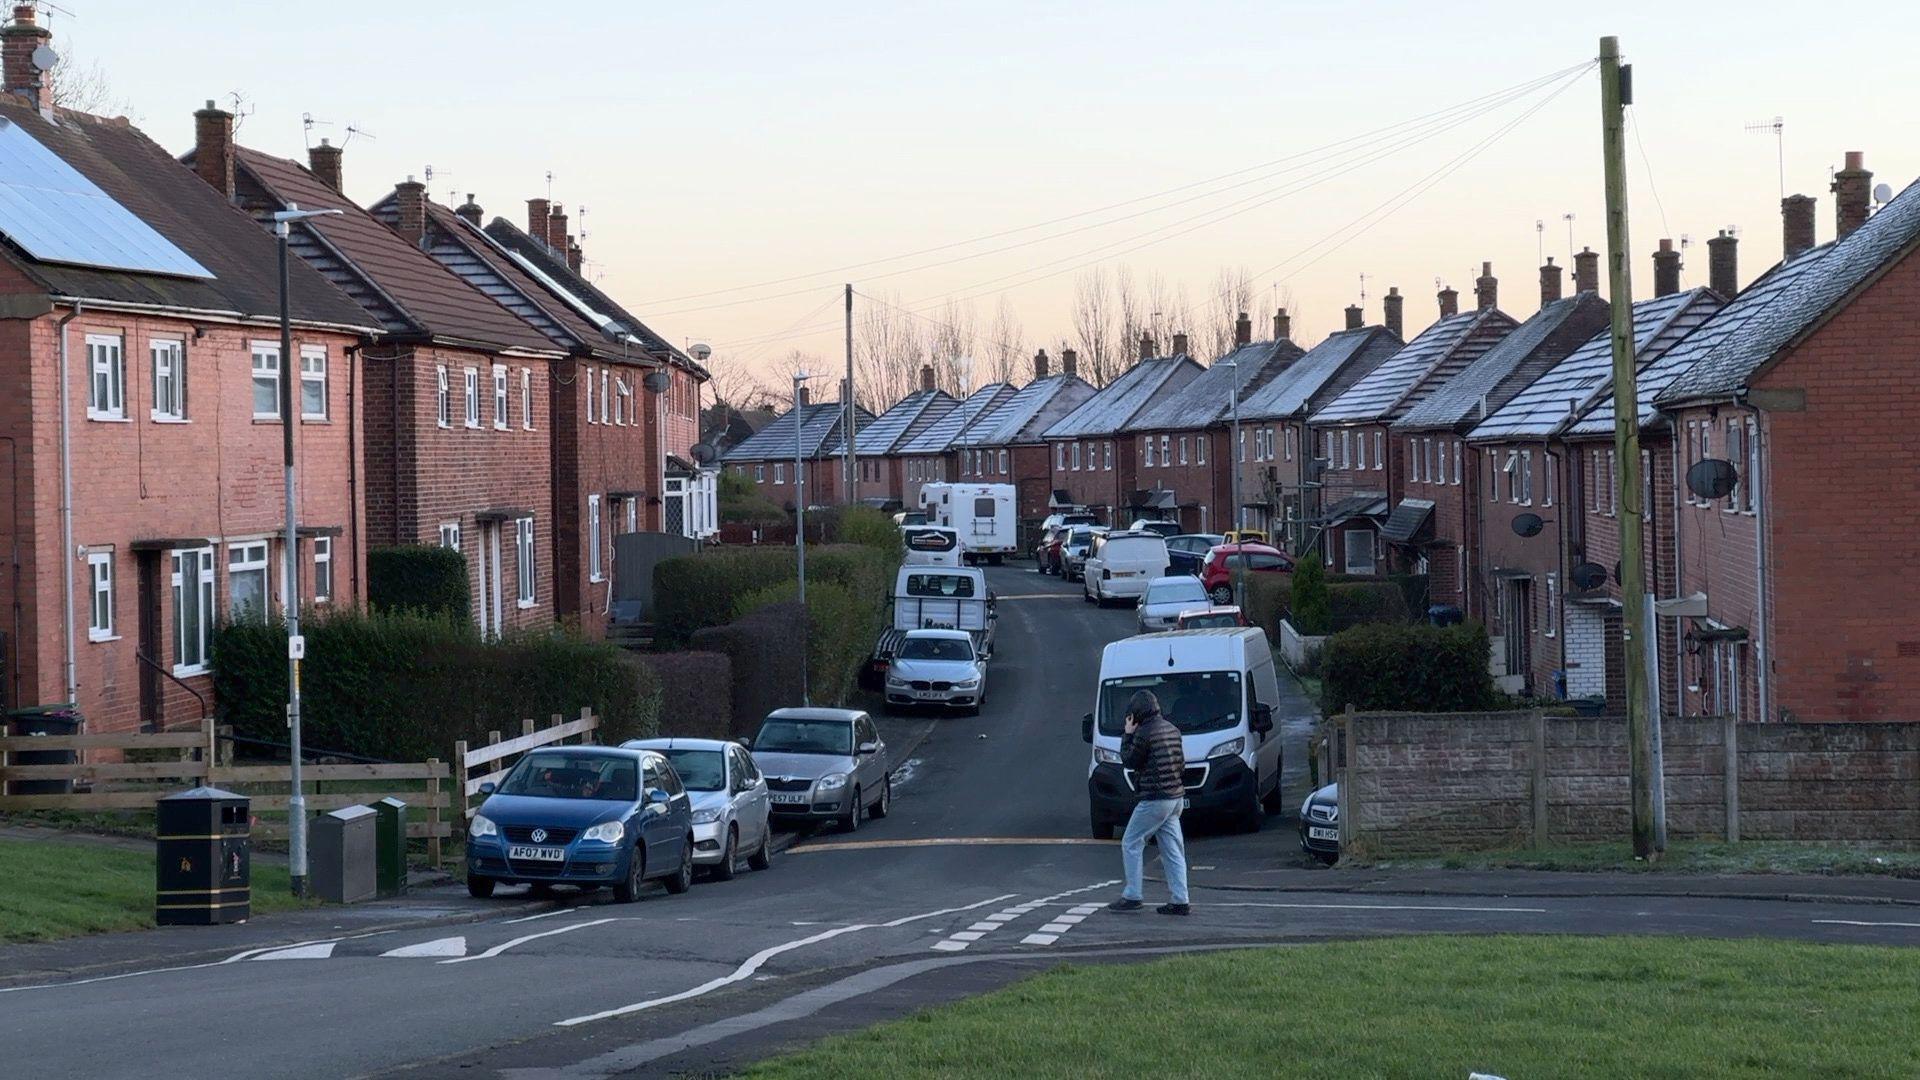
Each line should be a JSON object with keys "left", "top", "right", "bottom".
{"left": 1122, "top": 713, "right": 1185, "bottom": 801}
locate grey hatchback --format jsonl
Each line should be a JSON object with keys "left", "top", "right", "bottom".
{"left": 748, "top": 708, "right": 892, "bottom": 832}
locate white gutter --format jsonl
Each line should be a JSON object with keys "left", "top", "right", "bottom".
{"left": 49, "top": 294, "right": 378, "bottom": 337}
{"left": 56, "top": 302, "right": 81, "bottom": 706}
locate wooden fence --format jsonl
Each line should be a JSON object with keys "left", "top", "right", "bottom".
{"left": 452, "top": 709, "right": 602, "bottom": 829}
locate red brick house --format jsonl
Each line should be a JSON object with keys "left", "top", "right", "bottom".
{"left": 842, "top": 368, "right": 955, "bottom": 508}
{"left": 1042, "top": 339, "right": 1202, "bottom": 526}
{"left": 893, "top": 383, "right": 1017, "bottom": 512}
{"left": 721, "top": 393, "right": 873, "bottom": 510}
{"left": 956, "top": 349, "right": 1096, "bottom": 526}
{"left": 0, "top": 70, "right": 373, "bottom": 731}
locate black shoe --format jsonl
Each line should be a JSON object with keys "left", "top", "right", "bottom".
{"left": 1107, "top": 898, "right": 1144, "bottom": 912}
{"left": 1157, "top": 903, "right": 1191, "bottom": 916}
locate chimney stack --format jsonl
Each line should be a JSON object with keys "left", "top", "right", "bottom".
{"left": 1343, "top": 304, "right": 1363, "bottom": 330}
{"left": 547, "top": 206, "right": 569, "bottom": 253}
{"left": 1782, "top": 194, "right": 1817, "bottom": 259}
{"left": 1573, "top": 247, "right": 1600, "bottom": 294}
{"left": 393, "top": 176, "right": 428, "bottom": 247}
{"left": 919, "top": 364, "right": 935, "bottom": 392}
{"left": 308, "top": 138, "right": 343, "bottom": 193}
{"left": 1033, "top": 349, "right": 1050, "bottom": 380}
{"left": 1652, "top": 238, "right": 1681, "bottom": 297}
{"left": 1273, "top": 308, "right": 1291, "bottom": 341}
{"left": 567, "top": 239, "right": 582, "bottom": 273}
{"left": 1139, "top": 333, "right": 1155, "bottom": 360}
{"left": 193, "top": 100, "right": 237, "bottom": 200}
{"left": 3, "top": 4, "right": 54, "bottom": 113}
{"left": 1171, "top": 331, "right": 1189, "bottom": 356}
{"left": 1234, "top": 312, "right": 1252, "bottom": 347}
{"left": 1383, "top": 288, "right": 1403, "bottom": 339}
{"left": 1539, "top": 258, "right": 1563, "bottom": 305}
{"left": 796, "top": 386, "right": 810, "bottom": 407}
{"left": 1061, "top": 347, "right": 1078, "bottom": 378}
{"left": 1473, "top": 261, "right": 1498, "bottom": 311}
{"left": 1707, "top": 230, "right": 1738, "bottom": 298}
{"left": 1437, "top": 286, "right": 1459, "bottom": 318}
{"left": 455, "top": 193, "right": 483, "bottom": 227}
{"left": 527, "top": 198, "right": 551, "bottom": 244}
{"left": 1832, "top": 151, "right": 1872, "bottom": 240}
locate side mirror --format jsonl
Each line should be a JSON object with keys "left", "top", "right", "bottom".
{"left": 1081, "top": 713, "right": 1094, "bottom": 744}
{"left": 739, "top": 736, "right": 753, "bottom": 749}
{"left": 646, "top": 788, "right": 671, "bottom": 806}
{"left": 1251, "top": 703, "right": 1275, "bottom": 735}
{"left": 478, "top": 781, "right": 497, "bottom": 796}
{"left": 857, "top": 741, "right": 880, "bottom": 756}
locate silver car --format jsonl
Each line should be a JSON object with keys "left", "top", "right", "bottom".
{"left": 749, "top": 708, "right": 892, "bottom": 832}
{"left": 1136, "top": 575, "right": 1212, "bottom": 634}
{"left": 623, "top": 737, "right": 773, "bottom": 879}
{"left": 885, "top": 629, "right": 987, "bottom": 714}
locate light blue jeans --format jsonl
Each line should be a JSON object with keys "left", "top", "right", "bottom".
{"left": 1120, "top": 797, "right": 1189, "bottom": 904}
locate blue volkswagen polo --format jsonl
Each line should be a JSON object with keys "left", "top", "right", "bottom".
{"left": 465, "top": 746, "right": 695, "bottom": 902}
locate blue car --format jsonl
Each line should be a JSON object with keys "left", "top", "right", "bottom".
{"left": 465, "top": 746, "right": 695, "bottom": 902}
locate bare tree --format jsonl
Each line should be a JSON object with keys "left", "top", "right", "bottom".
{"left": 1113, "top": 266, "right": 1146, "bottom": 376}
{"left": 1071, "top": 267, "right": 1117, "bottom": 386}
{"left": 705, "top": 354, "right": 761, "bottom": 411}
{"left": 983, "top": 296, "right": 1025, "bottom": 386}
{"left": 1205, "top": 265, "right": 1256, "bottom": 361}
{"left": 49, "top": 46, "right": 136, "bottom": 118}
{"left": 767, "top": 349, "right": 827, "bottom": 408}
{"left": 926, "top": 298, "right": 978, "bottom": 395}
{"left": 855, "top": 292, "right": 925, "bottom": 411}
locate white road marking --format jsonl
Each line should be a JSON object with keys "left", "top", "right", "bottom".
{"left": 930, "top": 940, "right": 968, "bottom": 952}
{"left": 556, "top": 924, "right": 869, "bottom": 1027}
{"left": 929, "top": 880, "right": 1118, "bottom": 952}
{"left": 1021, "top": 933, "right": 1059, "bottom": 945}
{"left": 502, "top": 907, "right": 574, "bottom": 924}
{"left": 381, "top": 936, "right": 468, "bottom": 958}
{"left": 966, "top": 922, "right": 1000, "bottom": 932}
{"left": 949, "top": 931, "right": 985, "bottom": 941}
{"left": 1813, "top": 918, "right": 1920, "bottom": 928}
{"left": 0, "top": 934, "right": 362, "bottom": 994}
{"left": 881, "top": 893, "right": 1017, "bottom": 928}
{"left": 252, "top": 942, "right": 337, "bottom": 961}
{"left": 1207, "top": 902, "right": 1549, "bottom": 914}
{"left": 1037, "top": 922, "right": 1072, "bottom": 933}
{"left": 440, "top": 918, "right": 620, "bottom": 965}
{"left": 1056, "top": 914, "right": 1087, "bottom": 925}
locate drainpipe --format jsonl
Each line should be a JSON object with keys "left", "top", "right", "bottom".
{"left": 346, "top": 343, "right": 361, "bottom": 601}
{"left": 1735, "top": 391, "right": 1770, "bottom": 724}
{"left": 56, "top": 303, "right": 82, "bottom": 707}
{"left": 1544, "top": 437, "right": 1566, "bottom": 684}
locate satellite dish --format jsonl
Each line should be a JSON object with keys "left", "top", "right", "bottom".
{"left": 30, "top": 45, "right": 57, "bottom": 73}
{"left": 1510, "top": 512, "right": 1544, "bottom": 538}
{"left": 1571, "top": 561, "right": 1607, "bottom": 591}
{"left": 689, "top": 441, "right": 717, "bottom": 465}
{"left": 1873, "top": 182, "right": 1894, "bottom": 205}
{"left": 642, "top": 370, "right": 672, "bottom": 394}
{"left": 689, "top": 343, "right": 712, "bottom": 362}
{"left": 1685, "top": 458, "right": 1739, "bottom": 501}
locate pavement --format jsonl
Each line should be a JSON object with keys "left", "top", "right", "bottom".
{"left": 3, "top": 561, "right": 1917, "bottom": 1079}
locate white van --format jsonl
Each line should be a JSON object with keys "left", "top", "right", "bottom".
{"left": 1080, "top": 627, "right": 1284, "bottom": 837}
{"left": 1081, "top": 531, "right": 1170, "bottom": 605}
{"left": 922, "top": 483, "right": 1017, "bottom": 564}
{"left": 901, "top": 525, "right": 961, "bottom": 567}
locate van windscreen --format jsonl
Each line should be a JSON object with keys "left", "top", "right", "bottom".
{"left": 906, "top": 573, "right": 976, "bottom": 598}
{"left": 1097, "top": 671, "right": 1241, "bottom": 737}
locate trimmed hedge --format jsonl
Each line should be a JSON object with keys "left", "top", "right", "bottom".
{"left": 732, "top": 577, "right": 877, "bottom": 709}
{"left": 637, "top": 651, "right": 734, "bottom": 741}
{"left": 1328, "top": 581, "right": 1412, "bottom": 631}
{"left": 1291, "top": 553, "right": 1332, "bottom": 635}
{"left": 719, "top": 470, "right": 788, "bottom": 526}
{"left": 691, "top": 602, "right": 808, "bottom": 740}
{"left": 1243, "top": 575, "right": 1292, "bottom": 639}
{"left": 1320, "top": 621, "right": 1496, "bottom": 714}
{"left": 825, "top": 505, "right": 904, "bottom": 557}
{"left": 368, "top": 545, "right": 469, "bottom": 619}
{"left": 212, "top": 609, "right": 659, "bottom": 761}
{"left": 653, "top": 542, "right": 896, "bottom": 647}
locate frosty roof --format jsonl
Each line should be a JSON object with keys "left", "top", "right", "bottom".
{"left": 896, "top": 383, "right": 1018, "bottom": 454}
{"left": 1395, "top": 292, "right": 1610, "bottom": 431}
{"left": 1237, "top": 326, "right": 1404, "bottom": 421}
{"left": 1128, "top": 339, "right": 1304, "bottom": 432}
{"left": 722, "top": 401, "right": 872, "bottom": 462}
{"left": 1043, "top": 356, "right": 1203, "bottom": 439}
{"left": 849, "top": 389, "right": 956, "bottom": 455}
{"left": 966, "top": 375, "right": 1098, "bottom": 447}
{"left": 1310, "top": 308, "right": 1517, "bottom": 425}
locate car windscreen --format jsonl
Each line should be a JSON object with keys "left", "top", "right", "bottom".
{"left": 1066, "top": 528, "right": 1093, "bottom": 548}
{"left": 1098, "top": 670, "right": 1242, "bottom": 737}
{"left": 662, "top": 749, "right": 725, "bottom": 792}
{"left": 899, "top": 636, "right": 974, "bottom": 661}
{"left": 1181, "top": 613, "right": 1238, "bottom": 628}
{"left": 498, "top": 752, "right": 639, "bottom": 801}
{"left": 753, "top": 718, "right": 852, "bottom": 756}
{"left": 1145, "top": 579, "right": 1208, "bottom": 605}
{"left": 905, "top": 573, "right": 975, "bottom": 598}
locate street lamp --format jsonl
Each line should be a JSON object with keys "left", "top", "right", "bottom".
{"left": 792, "top": 370, "right": 812, "bottom": 706}
{"left": 272, "top": 203, "right": 342, "bottom": 899}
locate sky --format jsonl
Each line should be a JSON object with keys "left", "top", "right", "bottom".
{"left": 49, "top": 0, "right": 1920, "bottom": 395}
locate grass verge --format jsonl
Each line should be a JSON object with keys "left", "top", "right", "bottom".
{"left": 744, "top": 936, "right": 1920, "bottom": 1079}
{"left": 0, "top": 838, "right": 309, "bottom": 944}
{"left": 1352, "top": 840, "right": 1920, "bottom": 878}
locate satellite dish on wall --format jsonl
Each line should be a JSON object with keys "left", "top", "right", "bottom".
{"left": 1686, "top": 458, "right": 1739, "bottom": 501}
{"left": 1571, "top": 561, "right": 1607, "bottom": 591}
{"left": 30, "top": 45, "right": 58, "bottom": 72}
{"left": 643, "top": 370, "right": 672, "bottom": 394}
{"left": 1510, "top": 512, "right": 1544, "bottom": 538}
{"left": 689, "top": 441, "right": 718, "bottom": 465}
{"left": 689, "top": 343, "right": 713, "bottom": 362}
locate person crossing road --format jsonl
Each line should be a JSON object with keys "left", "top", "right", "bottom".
{"left": 1107, "top": 689, "right": 1191, "bottom": 916}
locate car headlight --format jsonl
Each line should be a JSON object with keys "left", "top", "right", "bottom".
{"left": 887, "top": 675, "right": 908, "bottom": 688}
{"left": 955, "top": 677, "right": 980, "bottom": 689}
{"left": 581, "top": 820, "right": 625, "bottom": 844}
{"left": 1094, "top": 747, "right": 1121, "bottom": 765}
{"left": 469, "top": 814, "right": 498, "bottom": 839}
{"left": 690, "top": 808, "right": 722, "bottom": 825}
{"left": 1206, "top": 737, "right": 1245, "bottom": 760}
{"left": 815, "top": 772, "right": 850, "bottom": 791}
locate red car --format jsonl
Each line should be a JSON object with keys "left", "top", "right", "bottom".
{"left": 1200, "top": 543, "right": 1293, "bottom": 604}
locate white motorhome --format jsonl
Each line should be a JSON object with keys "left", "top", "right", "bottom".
{"left": 921, "top": 482, "right": 1017, "bottom": 564}
{"left": 1080, "top": 627, "right": 1284, "bottom": 837}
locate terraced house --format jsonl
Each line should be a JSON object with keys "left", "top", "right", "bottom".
{"left": 953, "top": 349, "right": 1095, "bottom": 525}
{"left": 836, "top": 367, "right": 955, "bottom": 508}
{"left": 721, "top": 392, "right": 873, "bottom": 510}
{"left": 893, "top": 382, "right": 1016, "bottom": 512}
{"left": 1042, "top": 335, "right": 1202, "bottom": 525}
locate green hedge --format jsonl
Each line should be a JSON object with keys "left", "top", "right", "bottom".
{"left": 719, "top": 470, "right": 789, "bottom": 526}
{"left": 212, "top": 609, "right": 659, "bottom": 761}
{"left": 733, "top": 577, "right": 877, "bottom": 708}
{"left": 1291, "top": 553, "right": 1332, "bottom": 634}
{"left": 1328, "top": 581, "right": 1412, "bottom": 631}
{"left": 368, "top": 545, "right": 469, "bottom": 619}
{"left": 1243, "top": 575, "right": 1292, "bottom": 639}
{"left": 637, "top": 651, "right": 734, "bottom": 741}
{"left": 1320, "top": 621, "right": 1495, "bottom": 714}
{"left": 691, "top": 603, "right": 808, "bottom": 739}
{"left": 653, "top": 542, "right": 896, "bottom": 648}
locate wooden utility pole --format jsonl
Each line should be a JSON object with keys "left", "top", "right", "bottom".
{"left": 1600, "top": 35, "right": 1658, "bottom": 859}
{"left": 844, "top": 284, "right": 857, "bottom": 505}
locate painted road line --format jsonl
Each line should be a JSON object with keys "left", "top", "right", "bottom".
{"left": 252, "top": 942, "right": 338, "bottom": 961}
{"left": 556, "top": 924, "right": 871, "bottom": 1026}
{"left": 381, "top": 936, "right": 468, "bottom": 958}
{"left": 930, "top": 941, "right": 968, "bottom": 952}
{"left": 1208, "top": 902, "right": 1549, "bottom": 914}
{"left": 881, "top": 893, "right": 1017, "bottom": 928}
{"left": 1021, "top": 933, "right": 1060, "bottom": 945}
{"left": 0, "top": 934, "right": 360, "bottom": 995}
{"left": 993, "top": 593, "right": 1081, "bottom": 601}
{"left": 502, "top": 907, "right": 577, "bottom": 924}
{"left": 440, "top": 918, "right": 621, "bottom": 965}
{"left": 932, "top": 880, "right": 1117, "bottom": 952}
{"left": 1813, "top": 918, "right": 1920, "bottom": 928}
{"left": 792, "top": 836, "right": 1118, "bottom": 853}
{"left": 949, "top": 931, "right": 986, "bottom": 942}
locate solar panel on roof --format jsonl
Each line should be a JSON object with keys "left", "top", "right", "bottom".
{"left": 0, "top": 117, "right": 213, "bottom": 279}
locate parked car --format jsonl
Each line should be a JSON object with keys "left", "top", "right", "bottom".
{"left": 1033, "top": 525, "right": 1068, "bottom": 574}
{"left": 1040, "top": 510, "right": 1098, "bottom": 533}
{"left": 749, "top": 708, "right": 892, "bottom": 832}
{"left": 1177, "top": 606, "right": 1246, "bottom": 629}
{"left": 892, "top": 510, "right": 928, "bottom": 527}
{"left": 622, "top": 738, "right": 773, "bottom": 880}
{"left": 885, "top": 628, "right": 987, "bottom": 714}
{"left": 465, "top": 746, "right": 694, "bottom": 902}
{"left": 1200, "top": 542, "right": 1294, "bottom": 605}
{"left": 1299, "top": 782, "right": 1339, "bottom": 864}
{"left": 1136, "top": 575, "right": 1213, "bottom": 634}
{"left": 1083, "top": 531, "right": 1171, "bottom": 606}
{"left": 1222, "top": 529, "right": 1271, "bottom": 545}
{"left": 1165, "top": 533, "right": 1225, "bottom": 576}
{"left": 1127, "top": 519, "right": 1181, "bottom": 539}
{"left": 1061, "top": 526, "right": 1099, "bottom": 582}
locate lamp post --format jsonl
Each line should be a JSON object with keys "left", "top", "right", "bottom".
{"left": 272, "top": 203, "right": 341, "bottom": 899}
{"left": 793, "top": 371, "right": 812, "bottom": 706}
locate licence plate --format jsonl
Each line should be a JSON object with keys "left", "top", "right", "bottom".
{"left": 1115, "top": 571, "right": 1138, "bottom": 578}
{"left": 507, "top": 845, "right": 565, "bottom": 861}
{"left": 916, "top": 690, "right": 945, "bottom": 699}
{"left": 770, "top": 793, "right": 809, "bottom": 805}
{"left": 1308, "top": 826, "right": 1339, "bottom": 841}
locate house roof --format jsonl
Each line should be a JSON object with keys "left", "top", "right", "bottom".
{"left": 1043, "top": 356, "right": 1204, "bottom": 439}
{"left": 1380, "top": 498, "right": 1436, "bottom": 543}
{"left": 1471, "top": 289, "right": 1722, "bottom": 442}
{"left": 1310, "top": 309, "right": 1517, "bottom": 425}
{"left": 848, "top": 388, "right": 957, "bottom": 455}
{"left": 1396, "top": 292, "right": 1611, "bottom": 431}
{"left": 967, "top": 374, "right": 1098, "bottom": 447}
{"left": 0, "top": 100, "right": 370, "bottom": 328}
{"left": 722, "top": 401, "right": 873, "bottom": 462}
{"left": 1316, "top": 491, "right": 1389, "bottom": 525}
{"left": 1237, "top": 326, "right": 1404, "bottom": 420}
{"left": 1129, "top": 339, "right": 1304, "bottom": 432}
{"left": 226, "top": 148, "right": 561, "bottom": 355}
{"left": 1660, "top": 179, "right": 1920, "bottom": 406}
{"left": 896, "top": 383, "right": 1019, "bottom": 454}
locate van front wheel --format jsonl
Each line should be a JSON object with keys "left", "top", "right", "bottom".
{"left": 1090, "top": 815, "right": 1116, "bottom": 841}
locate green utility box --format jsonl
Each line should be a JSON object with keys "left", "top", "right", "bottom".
{"left": 373, "top": 797, "right": 409, "bottom": 897}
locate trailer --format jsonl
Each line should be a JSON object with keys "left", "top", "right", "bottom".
{"left": 921, "top": 482, "right": 1017, "bottom": 564}
{"left": 864, "top": 564, "right": 996, "bottom": 688}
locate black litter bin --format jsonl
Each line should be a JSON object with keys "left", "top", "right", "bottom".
{"left": 155, "top": 787, "right": 250, "bottom": 925}
{"left": 6, "top": 703, "right": 81, "bottom": 795}
{"left": 1427, "top": 604, "right": 1464, "bottom": 627}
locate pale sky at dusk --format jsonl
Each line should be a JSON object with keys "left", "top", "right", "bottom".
{"left": 54, "top": 0, "right": 1920, "bottom": 393}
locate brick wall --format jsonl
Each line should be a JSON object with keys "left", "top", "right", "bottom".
{"left": 1338, "top": 709, "right": 1920, "bottom": 854}
{"left": 1132, "top": 426, "right": 1225, "bottom": 532}
{"left": 1046, "top": 437, "right": 1123, "bottom": 524}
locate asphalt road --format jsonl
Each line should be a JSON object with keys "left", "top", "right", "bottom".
{"left": 2, "top": 564, "right": 1915, "bottom": 1079}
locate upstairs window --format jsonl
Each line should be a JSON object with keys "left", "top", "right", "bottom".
{"left": 493, "top": 365, "right": 509, "bottom": 430}
{"left": 300, "top": 346, "right": 329, "bottom": 419}
{"left": 88, "top": 334, "right": 126, "bottom": 420}
{"left": 251, "top": 342, "right": 280, "bottom": 419}
{"left": 464, "top": 369, "right": 480, "bottom": 428}
{"left": 436, "top": 365, "right": 450, "bottom": 427}
{"left": 586, "top": 366, "right": 596, "bottom": 423}
{"left": 313, "top": 536, "right": 333, "bottom": 603}
{"left": 521, "top": 368, "right": 535, "bottom": 429}
{"left": 151, "top": 339, "right": 186, "bottom": 421}
{"left": 1373, "top": 431, "right": 1384, "bottom": 469}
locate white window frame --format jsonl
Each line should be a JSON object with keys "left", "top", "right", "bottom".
{"left": 1607, "top": 450, "right": 1618, "bottom": 516}
{"left": 588, "top": 494, "right": 604, "bottom": 582}
{"left": 251, "top": 341, "right": 281, "bottom": 420}
{"left": 439, "top": 521, "right": 461, "bottom": 551}
{"left": 1196, "top": 436, "right": 1205, "bottom": 466}
{"left": 1238, "top": 429, "right": 1247, "bottom": 463}
{"left": 624, "top": 498, "right": 638, "bottom": 534}
{"left": 493, "top": 364, "right": 509, "bottom": 430}
{"left": 299, "top": 345, "right": 329, "bottom": 420}
{"left": 313, "top": 535, "right": 333, "bottom": 604}
{"left": 87, "top": 333, "right": 126, "bottom": 420}
{"left": 1373, "top": 431, "right": 1385, "bottom": 470}
{"left": 585, "top": 366, "right": 597, "bottom": 424}
{"left": 773, "top": 462, "right": 785, "bottom": 484}
{"left": 613, "top": 377, "right": 627, "bottom": 426}
{"left": 1544, "top": 453, "right": 1556, "bottom": 506}
{"left": 227, "top": 540, "right": 271, "bottom": 622}
{"left": 1000, "top": 449, "right": 1010, "bottom": 474}
{"left": 755, "top": 464, "right": 766, "bottom": 483}
{"left": 1545, "top": 572, "right": 1559, "bottom": 638}
{"left": 1058, "top": 443, "right": 1068, "bottom": 471}
{"left": 1142, "top": 436, "right": 1153, "bottom": 468}
{"left": 1354, "top": 430, "right": 1366, "bottom": 470}
{"left": 1452, "top": 441, "right": 1462, "bottom": 485}
{"left": 170, "top": 546, "right": 215, "bottom": 676}
{"left": 1285, "top": 426, "right": 1296, "bottom": 462}
{"left": 1723, "top": 418, "right": 1743, "bottom": 512}
{"left": 600, "top": 369, "right": 611, "bottom": 424}
{"left": 87, "top": 550, "right": 115, "bottom": 641}
{"left": 150, "top": 338, "right": 186, "bottom": 421}
{"left": 1160, "top": 435, "right": 1171, "bottom": 466}
{"left": 1520, "top": 449, "right": 1534, "bottom": 505}
{"left": 1072, "top": 442, "right": 1082, "bottom": 471}
{"left": 515, "top": 517, "right": 536, "bottom": 608}
{"left": 463, "top": 368, "right": 481, "bottom": 428}
{"left": 1178, "top": 436, "right": 1189, "bottom": 466}
{"left": 521, "top": 368, "right": 535, "bottom": 429}
{"left": 1340, "top": 430, "right": 1352, "bottom": 470}
{"left": 1743, "top": 417, "right": 1758, "bottom": 514}
{"left": 1103, "top": 442, "right": 1112, "bottom": 471}
{"left": 436, "top": 365, "right": 450, "bottom": 427}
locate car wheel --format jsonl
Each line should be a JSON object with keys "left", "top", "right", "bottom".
{"left": 842, "top": 788, "right": 862, "bottom": 833}
{"left": 664, "top": 836, "right": 695, "bottom": 894}
{"left": 1090, "top": 815, "right": 1116, "bottom": 841}
{"left": 748, "top": 829, "right": 774, "bottom": 871}
{"left": 466, "top": 874, "right": 496, "bottom": 899}
{"left": 1236, "top": 785, "right": 1265, "bottom": 834}
{"left": 613, "top": 847, "right": 645, "bottom": 903}
{"left": 870, "top": 776, "right": 892, "bottom": 820}
{"left": 1312, "top": 849, "right": 1339, "bottom": 866}
{"left": 1082, "top": 586, "right": 1094, "bottom": 604}
{"left": 711, "top": 826, "right": 738, "bottom": 882}
{"left": 1209, "top": 584, "right": 1232, "bottom": 604}
{"left": 1262, "top": 781, "right": 1287, "bottom": 815}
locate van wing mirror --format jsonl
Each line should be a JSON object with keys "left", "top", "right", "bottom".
{"left": 1081, "top": 713, "right": 1094, "bottom": 743}
{"left": 1251, "top": 703, "right": 1275, "bottom": 735}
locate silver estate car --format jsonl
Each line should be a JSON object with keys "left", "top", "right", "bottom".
{"left": 748, "top": 708, "right": 893, "bottom": 832}
{"left": 623, "top": 737, "right": 774, "bottom": 880}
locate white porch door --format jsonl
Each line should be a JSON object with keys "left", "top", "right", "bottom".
{"left": 475, "top": 522, "right": 504, "bottom": 637}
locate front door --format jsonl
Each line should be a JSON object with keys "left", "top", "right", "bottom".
{"left": 136, "top": 551, "right": 163, "bottom": 730}
{"left": 1501, "top": 578, "right": 1533, "bottom": 687}
{"left": 474, "top": 523, "right": 504, "bottom": 637}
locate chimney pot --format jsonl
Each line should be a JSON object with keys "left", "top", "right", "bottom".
{"left": 1273, "top": 308, "right": 1290, "bottom": 341}
{"left": 1033, "top": 349, "right": 1050, "bottom": 380}
{"left": 1782, "top": 194, "right": 1817, "bottom": 259}
{"left": 1437, "top": 286, "right": 1459, "bottom": 318}
{"left": 1539, "top": 258, "right": 1563, "bottom": 305}
{"left": 567, "top": 239, "right": 582, "bottom": 273}
{"left": 1171, "top": 331, "right": 1189, "bottom": 357}
{"left": 1234, "top": 311, "right": 1252, "bottom": 346}
{"left": 1343, "top": 304, "right": 1363, "bottom": 331}
{"left": 1652, "top": 237, "right": 1682, "bottom": 297}
{"left": 1382, "top": 287, "right": 1403, "bottom": 339}
{"left": 1061, "top": 347, "right": 1078, "bottom": 378}
{"left": 307, "top": 138, "right": 344, "bottom": 193}
{"left": 1573, "top": 247, "right": 1600, "bottom": 295}
{"left": 455, "top": 193, "right": 483, "bottom": 227}
{"left": 1707, "top": 229, "right": 1739, "bottom": 298}
{"left": 191, "top": 100, "right": 237, "bottom": 200}
{"left": 2, "top": 3, "right": 54, "bottom": 113}
{"left": 1473, "top": 262, "right": 1498, "bottom": 311}
{"left": 394, "top": 177, "right": 428, "bottom": 248}
{"left": 1831, "top": 151, "right": 1872, "bottom": 240}
{"left": 796, "top": 386, "right": 810, "bottom": 407}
